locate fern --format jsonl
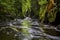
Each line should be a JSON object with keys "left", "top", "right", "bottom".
{"left": 22, "top": 0, "right": 31, "bottom": 17}
{"left": 38, "top": 0, "right": 47, "bottom": 23}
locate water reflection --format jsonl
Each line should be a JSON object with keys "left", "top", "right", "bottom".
{"left": 0, "top": 17, "right": 60, "bottom": 40}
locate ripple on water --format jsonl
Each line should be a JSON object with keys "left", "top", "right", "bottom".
{"left": 43, "top": 33, "right": 60, "bottom": 40}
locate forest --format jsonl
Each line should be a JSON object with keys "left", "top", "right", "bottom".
{"left": 0, "top": 0, "right": 60, "bottom": 40}
{"left": 0, "top": 0, "right": 58, "bottom": 23}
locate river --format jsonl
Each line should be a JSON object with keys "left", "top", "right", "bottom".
{"left": 0, "top": 17, "right": 60, "bottom": 40}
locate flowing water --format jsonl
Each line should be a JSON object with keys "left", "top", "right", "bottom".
{"left": 0, "top": 17, "right": 60, "bottom": 40}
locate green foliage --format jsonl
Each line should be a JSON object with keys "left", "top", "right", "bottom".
{"left": 31, "top": 0, "right": 39, "bottom": 18}
{"left": 0, "top": 0, "right": 58, "bottom": 23}
{"left": 0, "top": 0, "right": 16, "bottom": 20}
{"left": 22, "top": 0, "right": 31, "bottom": 17}
{"left": 39, "top": 6, "right": 47, "bottom": 23}
{"left": 38, "top": 0, "right": 47, "bottom": 5}
{"left": 0, "top": 0, "right": 15, "bottom": 16}
{"left": 14, "top": 0, "right": 22, "bottom": 18}
{"left": 47, "top": 7, "right": 57, "bottom": 22}
{"left": 38, "top": 0, "right": 47, "bottom": 23}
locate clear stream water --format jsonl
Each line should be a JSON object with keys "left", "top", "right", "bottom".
{"left": 0, "top": 17, "right": 60, "bottom": 40}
